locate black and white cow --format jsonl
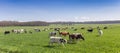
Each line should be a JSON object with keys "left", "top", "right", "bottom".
{"left": 49, "top": 36, "right": 67, "bottom": 47}
{"left": 54, "top": 28, "right": 60, "bottom": 31}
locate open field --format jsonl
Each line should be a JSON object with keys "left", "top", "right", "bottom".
{"left": 0, "top": 24, "right": 120, "bottom": 53}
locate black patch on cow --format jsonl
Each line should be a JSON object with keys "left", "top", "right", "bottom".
{"left": 59, "top": 39, "right": 66, "bottom": 43}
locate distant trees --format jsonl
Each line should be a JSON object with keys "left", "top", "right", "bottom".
{"left": 0, "top": 20, "right": 120, "bottom": 26}
{"left": 0, "top": 21, "right": 49, "bottom": 26}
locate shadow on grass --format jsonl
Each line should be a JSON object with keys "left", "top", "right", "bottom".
{"left": 43, "top": 45, "right": 55, "bottom": 48}
{"left": 67, "top": 40, "right": 77, "bottom": 44}
{"left": 67, "top": 42, "right": 77, "bottom": 44}
{"left": 28, "top": 43, "right": 40, "bottom": 46}
{"left": 96, "top": 35, "right": 102, "bottom": 37}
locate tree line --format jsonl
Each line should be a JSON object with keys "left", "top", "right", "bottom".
{"left": 0, "top": 21, "right": 49, "bottom": 26}
{"left": 0, "top": 20, "right": 120, "bottom": 26}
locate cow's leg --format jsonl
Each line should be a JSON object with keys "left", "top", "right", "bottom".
{"left": 61, "top": 43, "right": 66, "bottom": 48}
{"left": 81, "top": 36, "right": 85, "bottom": 40}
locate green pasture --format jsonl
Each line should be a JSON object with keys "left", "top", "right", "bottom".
{"left": 0, "top": 24, "right": 120, "bottom": 53}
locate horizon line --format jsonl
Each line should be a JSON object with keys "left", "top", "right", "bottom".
{"left": 0, "top": 20, "right": 120, "bottom": 22}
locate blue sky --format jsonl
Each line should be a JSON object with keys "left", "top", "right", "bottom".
{"left": 0, "top": 0, "right": 120, "bottom": 22}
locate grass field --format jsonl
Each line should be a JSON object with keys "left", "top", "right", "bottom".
{"left": 0, "top": 24, "right": 120, "bottom": 53}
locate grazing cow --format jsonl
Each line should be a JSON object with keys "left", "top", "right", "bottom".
{"left": 87, "top": 28, "right": 93, "bottom": 32}
{"left": 11, "top": 29, "right": 14, "bottom": 33}
{"left": 54, "top": 28, "right": 60, "bottom": 31}
{"left": 69, "top": 33, "right": 85, "bottom": 41}
{"left": 34, "top": 28, "right": 40, "bottom": 32}
{"left": 104, "top": 26, "right": 108, "bottom": 29}
{"left": 98, "top": 29, "right": 103, "bottom": 36}
{"left": 49, "top": 36, "right": 67, "bottom": 47}
{"left": 58, "top": 31, "right": 69, "bottom": 37}
{"left": 49, "top": 31, "right": 57, "bottom": 37}
{"left": 4, "top": 31, "right": 10, "bottom": 35}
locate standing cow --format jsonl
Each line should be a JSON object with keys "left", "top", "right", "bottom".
{"left": 69, "top": 33, "right": 85, "bottom": 40}
{"left": 4, "top": 31, "right": 10, "bottom": 35}
{"left": 69, "top": 33, "right": 85, "bottom": 43}
{"left": 58, "top": 31, "right": 69, "bottom": 37}
{"left": 54, "top": 28, "right": 60, "bottom": 31}
{"left": 49, "top": 36, "right": 67, "bottom": 47}
{"left": 98, "top": 29, "right": 103, "bottom": 36}
{"left": 49, "top": 31, "right": 57, "bottom": 37}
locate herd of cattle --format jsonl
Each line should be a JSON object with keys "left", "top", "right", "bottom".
{"left": 4, "top": 26, "right": 107, "bottom": 47}
{"left": 4, "top": 28, "right": 43, "bottom": 35}
{"left": 49, "top": 26, "right": 106, "bottom": 47}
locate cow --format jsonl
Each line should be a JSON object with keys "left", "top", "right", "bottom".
{"left": 98, "top": 29, "right": 103, "bottom": 36}
{"left": 49, "top": 36, "right": 67, "bottom": 47}
{"left": 54, "top": 28, "right": 60, "bottom": 31}
{"left": 69, "top": 33, "right": 85, "bottom": 41}
{"left": 49, "top": 31, "right": 57, "bottom": 37}
{"left": 4, "top": 31, "right": 10, "bottom": 35}
{"left": 104, "top": 26, "right": 108, "bottom": 29}
{"left": 58, "top": 31, "right": 69, "bottom": 37}
{"left": 34, "top": 28, "right": 40, "bottom": 32}
{"left": 87, "top": 28, "right": 93, "bottom": 32}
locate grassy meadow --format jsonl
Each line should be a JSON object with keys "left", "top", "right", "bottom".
{"left": 0, "top": 24, "right": 120, "bottom": 53}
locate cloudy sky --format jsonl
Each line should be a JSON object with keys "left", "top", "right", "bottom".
{"left": 0, "top": 0, "right": 120, "bottom": 22}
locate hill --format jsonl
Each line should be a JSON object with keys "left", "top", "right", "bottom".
{"left": 0, "top": 21, "right": 49, "bottom": 26}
